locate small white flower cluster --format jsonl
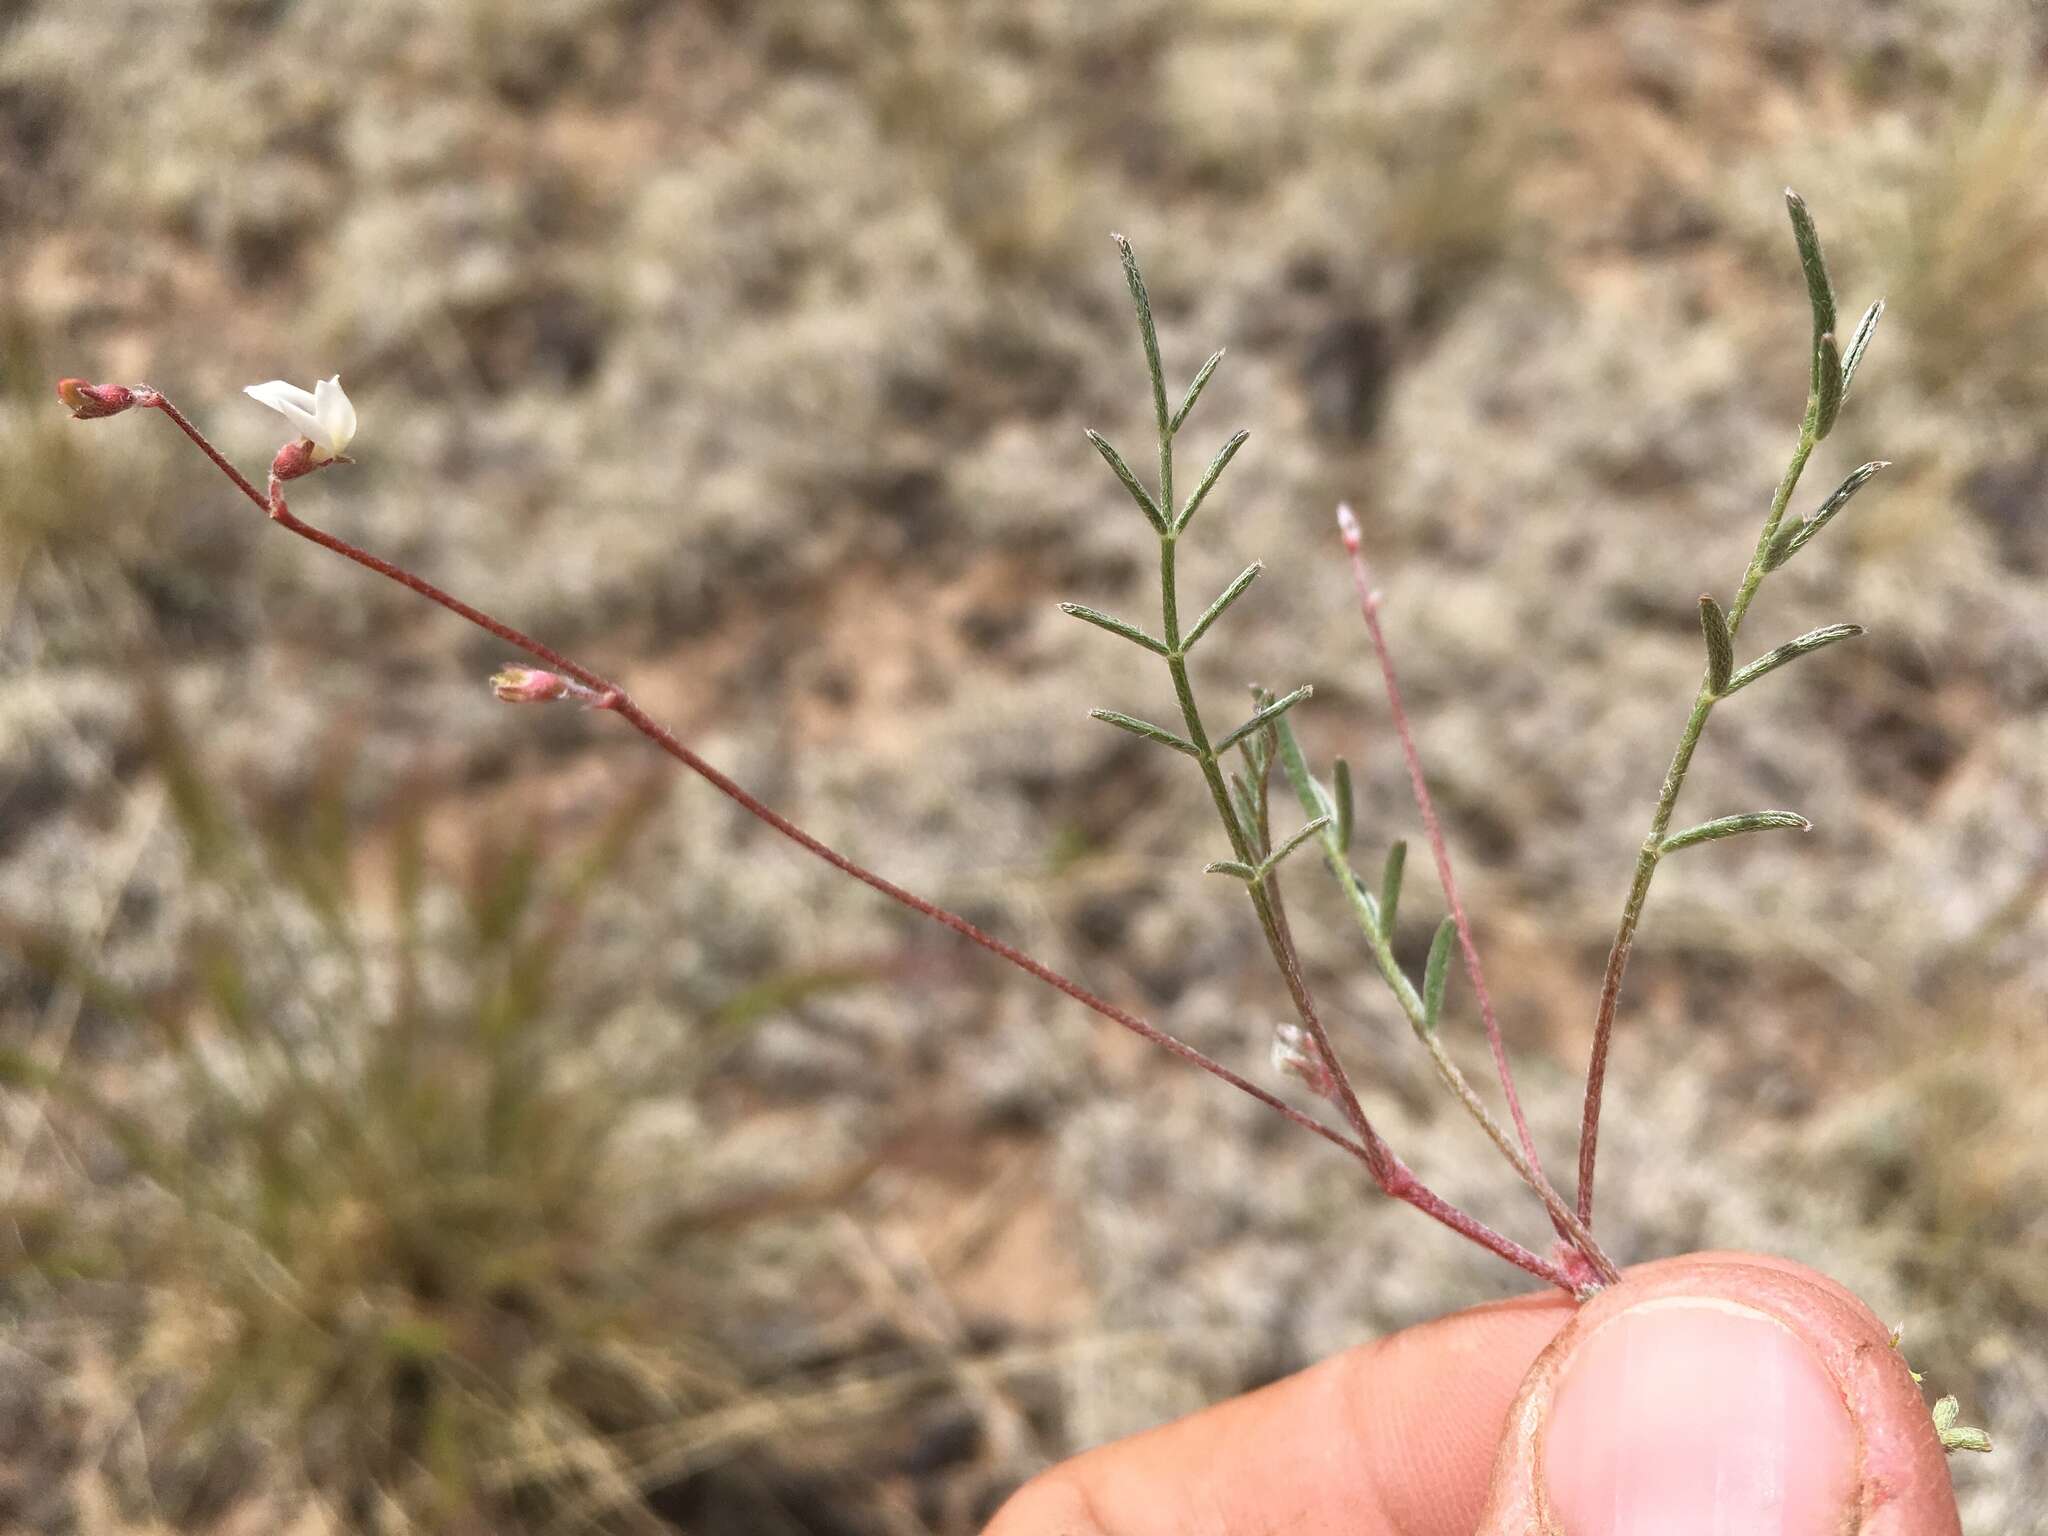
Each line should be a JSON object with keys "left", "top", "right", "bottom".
{"left": 1271, "top": 1022, "right": 1336, "bottom": 1101}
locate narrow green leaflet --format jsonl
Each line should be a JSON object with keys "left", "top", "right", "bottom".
{"left": 1659, "top": 810, "right": 1811, "bottom": 855}
{"left": 1812, "top": 330, "right": 1844, "bottom": 440}
{"left": 1172, "top": 348, "right": 1225, "bottom": 436}
{"left": 1060, "top": 602, "right": 1169, "bottom": 656}
{"left": 1259, "top": 815, "right": 1332, "bottom": 878}
{"left": 1766, "top": 461, "right": 1890, "bottom": 571}
{"left": 1183, "top": 561, "right": 1263, "bottom": 650}
{"left": 1723, "top": 624, "right": 1863, "bottom": 695}
{"left": 1840, "top": 298, "right": 1883, "bottom": 399}
{"left": 1943, "top": 1427, "right": 1993, "bottom": 1455}
{"left": 1699, "top": 595, "right": 1735, "bottom": 695}
{"left": 1237, "top": 686, "right": 1275, "bottom": 778}
{"left": 1086, "top": 430, "right": 1166, "bottom": 531}
{"left": 1785, "top": 188, "right": 1837, "bottom": 356}
{"left": 1296, "top": 766, "right": 1338, "bottom": 830}
{"left": 1214, "top": 684, "right": 1312, "bottom": 754}
{"left": 1177, "top": 429, "right": 1249, "bottom": 533}
{"left": 1422, "top": 915, "right": 1456, "bottom": 1032}
{"left": 1202, "top": 816, "right": 1329, "bottom": 884}
{"left": 1228, "top": 771, "right": 1263, "bottom": 853}
{"left": 1113, "top": 234, "right": 1172, "bottom": 435}
{"left": 1932, "top": 1396, "right": 1993, "bottom": 1455}
{"left": 1270, "top": 715, "right": 1345, "bottom": 856}
{"left": 1379, "top": 840, "right": 1407, "bottom": 935}
{"left": 1333, "top": 758, "right": 1355, "bottom": 853}
{"left": 1089, "top": 708, "right": 1199, "bottom": 757}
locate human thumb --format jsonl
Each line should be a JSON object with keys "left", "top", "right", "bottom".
{"left": 1478, "top": 1252, "right": 1962, "bottom": 1536}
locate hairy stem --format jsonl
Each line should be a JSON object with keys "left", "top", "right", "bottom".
{"left": 1336, "top": 513, "right": 1583, "bottom": 1259}
{"left": 1319, "top": 809, "right": 1616, "bottom": 1284}
{"left": 1162, "top": 529, "right": 1385, "bottom": 1166}
{"left": 1575, "top": 427, "right": 1818, "bottom": 1228}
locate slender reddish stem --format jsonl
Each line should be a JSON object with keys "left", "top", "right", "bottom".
{"left": 1574, "top": 427, "right": 1819, "bottom": 1229}
{"left": 116, "top": 391, "right": 1577, "bottom": 1294}
{"left": 1337, "top": 507, "right": 1571, "bottom": 1246}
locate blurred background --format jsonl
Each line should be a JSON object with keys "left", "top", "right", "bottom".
{"left": 3, "top": 0, "right": 2044, "bottom": 1530}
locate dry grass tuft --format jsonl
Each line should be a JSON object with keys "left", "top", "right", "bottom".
{"left": 1, "top": 696, "right": 918, "bottom": 1533}
{"left": 1888, "top": 82, "right": 2048, "bottom": 416}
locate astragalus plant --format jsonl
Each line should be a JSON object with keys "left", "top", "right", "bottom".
{"left": 50, "top": 190, "right": 1989, "bottom": 1465}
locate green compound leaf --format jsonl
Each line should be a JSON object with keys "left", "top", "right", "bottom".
{"left": 1723, "top": 624, "right": 1863, "bottom": 695}
{"left": 1172, "top": 348, "right": 1225, "bottom": 436}
{"left": 1699, "top": 595, "right": 1735, "bottom": 695}
{"left": 1086, "top": 430, "right": 1167, "bottom": 532}
{"left": 1214, "top": 684, "right": 1312, "bottom": 755}
{"left": 1183, "top": 561, "right": 1263, "bottom": 651}
{"left": 1089, "top": 708, "right": 1199, "bottom": 757}
{"left": 1177, "top": 429, "right": 1250, "bottom": 534}
{"left": 1660, "top": 810, "right": 1811, "bottom": 855}
{"left": 1422, "top": 914, "right": 1456, "bottom": 1033}
{"left": 1765, "top": 461, "right": 1890, "bottom": 571}
{"left": 1060, "top": 602, "right": 1169, "bottom": 656}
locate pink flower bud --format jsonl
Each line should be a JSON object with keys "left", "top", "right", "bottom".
{"left": 272, "top": 438, "right": 321, "bottom": 481}
{"left": 491, "top": 667, "right": 570, "bottom": 704}
{"left": 56, "top": 379, "right": 138, "bottom": 420}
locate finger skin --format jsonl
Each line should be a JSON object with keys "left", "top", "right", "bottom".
{"left": 985, "top": 1253, "right": 1960, "bottom": 1536}
{"left": 987, "top": 1286, "right": 1577, "bottom": 1536}
{"left": 1478, "top": 1253, "right": 1962, "bottom": 1536}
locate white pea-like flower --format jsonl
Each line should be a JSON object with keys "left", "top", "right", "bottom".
{"left": 244, "top": 375, "right": 358, "bottom": 461}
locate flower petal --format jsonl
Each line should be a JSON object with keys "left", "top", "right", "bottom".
{"left": 245, "top": 380, "right": 318, "bottom": 414}
{"left": 244, "top": 379, "right": 324, "bottom": 443}
{"left": 313, "top": 375, "right": 356, "bottom": 454}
